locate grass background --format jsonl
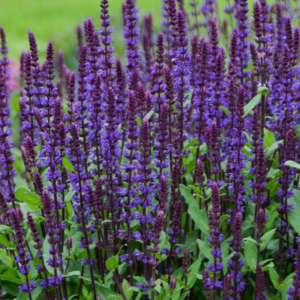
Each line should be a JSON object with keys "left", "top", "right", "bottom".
{"left": 0, "top": 0, "right": 283, "bottom": 66}
{"left": 0, "top": 0, "right": 163, "bottom": 64}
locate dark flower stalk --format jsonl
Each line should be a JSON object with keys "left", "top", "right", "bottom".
{"left": 277, "top": 129, "right": 295, "bottom": 274}
{"left": 170, "top": 162, "right": 180, "bottom": 219}
{"left": 255, "top": 263, "right": 267, "bottom": 299}
{"left": 0, "top": 27, "right": 9, "bottom": 109}
{"left": 115, "top": 58, "right": 126, "bottom": 124}
{"left": 222, "top": 273, "right": 232, "bottom": 300}
{"left": 75, "top": 45, "right": 90, "bottom": 175}
{"left": 27, "top": 212, "right": 51, "bottom": 300}
{"left": 57, "top": 49, "right": 65, "bottom": 83}
{"left": 89, "top": 74, "right": 103, "bottom": 176}
{"left": 168, "top": 0, "right": 178, "bottom": 58}
{"left": 149, "top": 211, "right": 164, "bottom": 300}
{"left": 250, "top": 145, "right": 267, "bottom": 238}
{"left": 151, "top": 32, "right": 165, "bottom": 118}
{"left": 20, "top": 51, "right": 25, "bottom": 85}
{"left": 84, "top": 17, "right": 100, "bottom": 93}
{"left": 144, "top": 13, "right": 154, "bottom": 49}
{"left": 138, "top": 118, "right": 154, "bottom": 279}
{"left": 275, "top": 4, "right": 285, "bottom": 50}
{"left": 187, "top": 35, "right": 198, "bottom": 118}
{"left": 41, "top": 190, "right": 64, "bottom": 299}
{"left": 101, "top": 87, "right": 121, "bottom": 255}
{"left": 69, "top": 124, "right": 97, "bottom": 299}
{"left": 229, "top": 85, "right": 246, "bottom": 209}
{"left": 66, "top": 71, "right": 76, "bottom": 124}
{"left": 76, "top": 24, "right": 83, "bottom": 53}
{"left": 154, "top": 103, "right": 169, "bottom": 175}
{"left": 11, "top": 208, "right": 36, "bottom": 300}
{"left": 194, "top": 38, "right": 209, "bottom": 145}
{"left": 161, "top": 0, "right": 172, "bottom": 66}
{"left": 20, "top": 52, "right": 35, "bottom": 141}
{"left": 99, "top": 0, "right": 114, "bottom": 90}
{"left": 203, "top": 268, "right": 212, "bottom": 299}
{"left": 235, "top": 0, "right": 250, "bottom": 86}
{"left": 122, "top": 89, "right": 138, "bottom": 284}
{"left": 172, "top": 10, "right": 190, "bottom": 186}
{"left": 287, "top": 244, "right": 300, "bottom": 299}
{"left": 91, "top": 178, "right": 105, "bottom": 279}
{"left": 251, "top": 109, "right": 261, "bottom": 161}
{"left": 0, "top": 65, "right": 15, "bottom": 206}
{"left": 28, "top": 31, "right": 44, "bottom": 128}
{"left": 209, "top": 122, "right": 222, "bottom": 180}
{"left": 164, "top": 198, "right": 182, "bottom": 275}
{"left": 211, "top": 48, "right": 226, "bottom": 126}
{"left": 142, "top": 17, "right": 154, "bottom": 83}
{"left": 164, "top": 65, "right": 175, "bottom": 172}
{"left": 124, "top": 0, "right": 141, "bottom": 76}
{"left": 228, "top": 211, "right": 245, "bottom": 299}
{"left": 253, "top": 0, "right": 272, "bottom": 138}
{"left": 208, "top": 182, "right": 223, "bottom": 300}
{"left": 256, "top": 208, "right": 266, "bottom": 265}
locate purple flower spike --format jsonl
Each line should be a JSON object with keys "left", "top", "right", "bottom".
{"left": 255, "top": 263, "right": 267, "bottom": 300}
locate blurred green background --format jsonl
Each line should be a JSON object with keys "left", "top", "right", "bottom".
{"left": 0, "top": 0, "right": 162, "bottom": 65}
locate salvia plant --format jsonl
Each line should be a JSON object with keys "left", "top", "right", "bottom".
{"left": 2, "top": 0, "right": 300, "bottom": 299}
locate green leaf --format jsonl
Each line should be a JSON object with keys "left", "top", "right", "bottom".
{"left": 136, "top": 116, "right": 142, "bottom": 125}
{"left": 144, "top": 110, "right": 154, "bottom": 120}
{"left": 186, "top": 256, "right": 202, "bottom": 289}
{"left": 184, "top": 138, "right": 199, "bottom": 151}
{"left": 95, "top": 283, "right": 125, "bottom": 299}
{"left": 266, "top": 140, "right": 283, "bottom": 156}
{"left": 63, "top": 271, "right": 81, "bottom": 277}
{"left": 281, "top": 272, "right": 295, "bottom": 298}
{"left": 244, "top": 240, "right": 257, "bottom": 272}
{"left": 0, "top": 225, "right": 12, "bottom": 233}
{"left": 285, "top": 160, "right": 300, "bottom": 169}
{"left": 179, "top": 184, "right": 198, "bottom": 207}
{"left": 257, "top": 87, "right": 269, "bottom": 95}
{"left": 180, "top": 184, "right": 209, "bottom": 235}
{"left": 265, "top": 209, "right": 279, "bottom": 231}
{"left": 243, "top": 131, "right": 252, "bottom": 142}
{"left": 62, "top": 157, "right": 76, "bottom": 172}
{"left": 219, "top": 106, "right": 229, "bottom": 115}
{"left": 0, "top": 251, "right": 13, "bottom": 267}
{"left": 243, "top": 94, "right": 261, "bottom": 117}
{"left": 179, "top": 292, "right": 190, "bottom": 300}
{"left": 261, "top": 229, "right": 276, "bottom": 250}
{"left": 82, "top": 286, "right": 93, "bottom": 300}
{"left": 0, "top": 274, "right": 22, "bottom": 284}
{"left": 106, "top": 256, "right": 118, "bottom": 271}
{"left": 197, "top": 240, "right": 213, "bottom": 262}
{"left": 0, "top": 280, "right": 20, "bottom": 297}
{"left": 0, "top": 235, "right": 14, "bottom": 248}
{"left": 243, "top": 237, "right": 257, "bottom": 244}
{"left": 269, "top": 268, "right": 279, "bottom": 290}
{"left": 267, "top": 168, "right": 281, "bottom": 178}
{"left": 15, "top": 188, "right": 42, "bottom": 207}
{"left": 264, "top": 129, "right": 275, "bottom": 148}
{"left": 188, "top": 208, "right": 209, "bottom": 235}
{"left": 107, "top": 296, "right": 123, "bottom": 300}
{"left": 288, "top": 189, "right": 300, "bottom": 235}
{"left": 101, "top": 219, "right": 112, "bottom": 225}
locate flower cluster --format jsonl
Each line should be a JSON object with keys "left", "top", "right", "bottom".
{"left": 1, "top": 0, "right": 300, "bottom": 299}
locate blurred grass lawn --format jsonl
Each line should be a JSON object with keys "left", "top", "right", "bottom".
{"left": 0, "top": 0, "right": 162, "bottom": 65}
{"left": 0, "top": 0, "right": 272, "bottom": 67}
